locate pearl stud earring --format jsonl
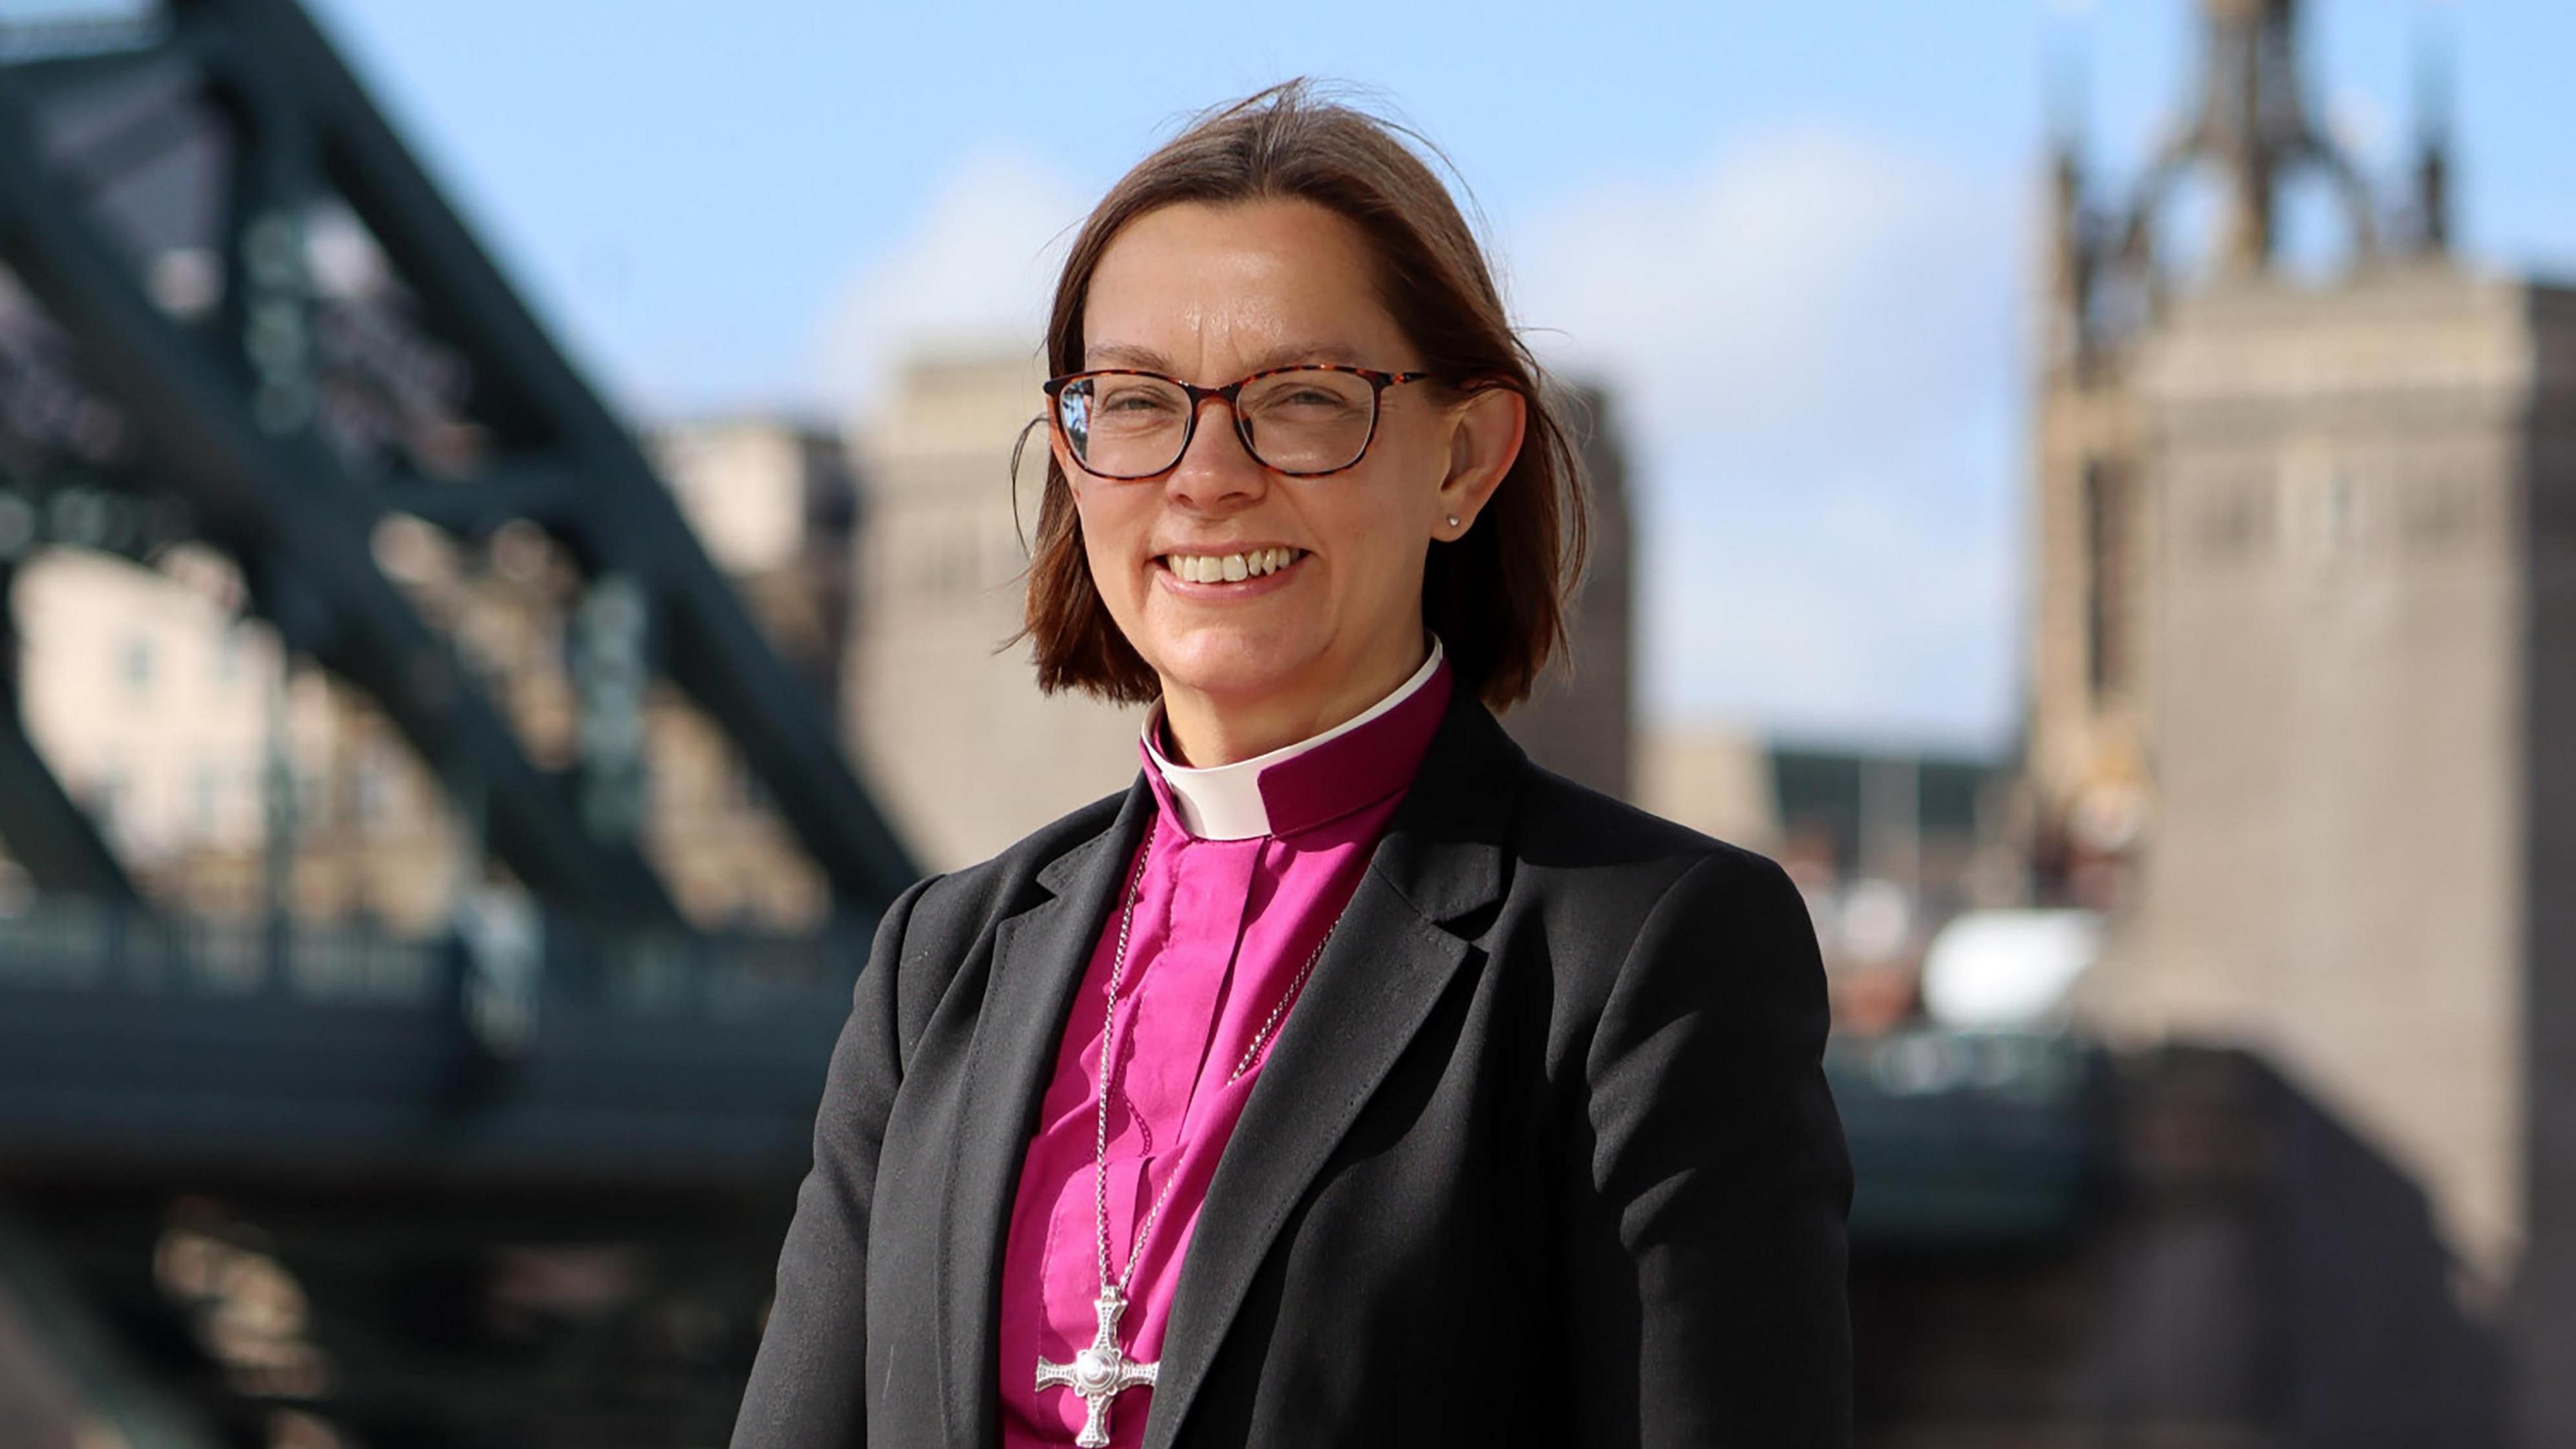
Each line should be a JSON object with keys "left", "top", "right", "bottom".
{"left": 1446, "top": 515, "right": 1461, "bottom": 529}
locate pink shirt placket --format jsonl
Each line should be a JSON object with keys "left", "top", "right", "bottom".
{"left": 997, "top": 654, "right": 1452, "bottom": 1448}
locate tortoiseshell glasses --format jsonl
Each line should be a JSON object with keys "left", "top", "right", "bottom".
{"left": 1042, "top": 364, "right": 1432, "bottom": 480}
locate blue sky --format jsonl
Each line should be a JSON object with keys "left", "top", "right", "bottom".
{"left": 305, "top": 0, "right": 2575, "bottom": 750}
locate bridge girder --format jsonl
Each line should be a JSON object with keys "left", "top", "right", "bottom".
{"left": 0, "top": 0, "right": 918, "bottom": 924}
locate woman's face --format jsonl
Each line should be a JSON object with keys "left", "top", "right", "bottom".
{"left": 1060, "top": 197, "right": 1515, "bottom": 734}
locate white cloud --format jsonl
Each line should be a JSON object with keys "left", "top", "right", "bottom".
{"left": 1516, "top": 130, "right": 2005, "bottom": 438}
{"left": 1508, "top": 127, "right": 2027, "bottom": 747}
{"left": 809, "top": 148, "right": 1085, "bottom": 414}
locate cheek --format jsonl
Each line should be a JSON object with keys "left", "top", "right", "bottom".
{"left": 1070, "top": 486, "right": 1144, "bottom": 602}
{"left": 1307, "top": 482, "right": 1426, "bottom": 604}
{"left": 1330, "top": 437, "right": 1444, "bottom": 569}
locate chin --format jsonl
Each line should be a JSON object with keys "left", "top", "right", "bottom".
{"left": 1142, "top": 623, "right": 1322, "bottom": 703}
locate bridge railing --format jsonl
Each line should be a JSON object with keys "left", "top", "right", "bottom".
{"left": 1, "top": 894, "right": 2108, "bottom": 1242}
{"left": 0, "top": 895, "right": 874, "bottom": 1018}
{"left": 0, "top": 895, "right": 886, "bottom": 1179}
{"left": 0, "top": 900, "right": 440, "bottom": 1004}
{"left": 1825, "top": 1026, "right": 2107, "bottom": 1244}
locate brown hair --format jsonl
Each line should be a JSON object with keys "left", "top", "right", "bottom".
{"left": 1017, "top": 80, "right": 1589, "bottom": 710}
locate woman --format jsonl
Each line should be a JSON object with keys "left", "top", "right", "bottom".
{"left": 733, "top": 83, "right": 1851, "bottom": 1449}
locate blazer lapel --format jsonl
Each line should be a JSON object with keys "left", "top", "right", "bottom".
{"left": 934, "top": 774, "right": 1155, "bottom": 1448}
{"left": 1141, "top": 694, "right": 1521, "bottom": 1449}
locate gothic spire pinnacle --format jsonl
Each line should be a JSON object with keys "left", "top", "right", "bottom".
{"left": 2408, "top": 1, "right": 2456, "bottom": 254}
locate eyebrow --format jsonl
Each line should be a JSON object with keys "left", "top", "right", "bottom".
{"left": 1082, "top": 339, "right": 1376, "bottom": 374}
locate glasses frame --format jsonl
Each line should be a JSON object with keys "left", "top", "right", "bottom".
{"left": 1042, "top": 363, "right": 1433, "bottom": 480}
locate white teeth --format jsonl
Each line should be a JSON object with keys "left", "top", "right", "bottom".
{"left": 1168, "top": 549, "right": 1297, "bottom": 583}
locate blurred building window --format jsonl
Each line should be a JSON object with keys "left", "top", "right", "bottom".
{"left": 2282, "top": 445, "right": 2368, "bottom": 565}
{"left": 2194, "top": 476, "right": 2271, "bottom": 563}
{"left": 2400, "top": 474, "right": 2477, "bottom": 552}
{"left": 352, "top": 752, "right": 392, "bottom": 830}
{"left": 728, "top": 757, "right": 770, "bottom": 814}
{"left": 191, "top": 762, "right": 219, "bottom": 839}
{"left": 2318, "top": 466, "right": 2357, "bottom": 555}
{"left": 2083, "top": 459, "right": 2130, "bottom": 700}
{"left": 120, "top": 632, "right": 154, "bottom": 695}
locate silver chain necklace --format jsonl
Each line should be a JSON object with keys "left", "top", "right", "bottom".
{"left": 1034, "top": 826, "right": 1339, "bottom": 1448}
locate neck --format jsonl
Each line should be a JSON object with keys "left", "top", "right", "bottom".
{"left": 1161, "top": 631, "right": 1429, "bottom": 767}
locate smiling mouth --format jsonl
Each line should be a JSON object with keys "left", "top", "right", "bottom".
{"left": 1157, "top": 547, "right": 1307, "bottom": 584}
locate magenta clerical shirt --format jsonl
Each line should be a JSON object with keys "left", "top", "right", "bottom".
{"left": 996, "top": 637, "right": 1454, "bottom": 1448}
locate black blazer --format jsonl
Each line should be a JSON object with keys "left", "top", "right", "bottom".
{"left": 732, "top": 688, "right": 1852, "bottom": 1448}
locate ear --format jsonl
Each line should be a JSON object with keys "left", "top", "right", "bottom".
{"left": 1432, "top": 386, "right": 1527, "bottom": 541}
{"left": 1042, "top": 413, "right": 1078, "bottom": 484}
{"left": 1041, "top": 415, "right": 1108, "bottom": 518}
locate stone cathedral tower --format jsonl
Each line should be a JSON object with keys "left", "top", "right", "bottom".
{"left": 2031, "top": 2, "right": 2576, "bottom": 1442}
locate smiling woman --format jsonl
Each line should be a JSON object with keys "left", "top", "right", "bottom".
{"left": 733, "top": 80, "right": 1852, "bottom": 1449}
{"left": 1040, "top": 191, "right": 1532, "bottom": 764}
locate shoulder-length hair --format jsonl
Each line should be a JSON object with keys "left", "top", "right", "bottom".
{"left": 1017, "top": 80, "right": 1589, "bottom": 710}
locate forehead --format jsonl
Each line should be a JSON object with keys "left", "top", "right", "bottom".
{"left": 1081, "top": 197, "right": 1409, "bottom": 372}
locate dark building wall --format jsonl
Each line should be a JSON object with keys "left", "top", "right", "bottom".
{"left": 1504, "top": 382, "right": 1634, "bottom": 800}
{"left": 1853, "top": 1049, "right": 2503, "bottom": 1449}
{"left": 2516, "top": 283, "right": 2576, "bottom": 1449}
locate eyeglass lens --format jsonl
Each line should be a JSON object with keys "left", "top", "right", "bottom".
{"left": 1057, "top": 370, "right": 1380, "bottom": 478}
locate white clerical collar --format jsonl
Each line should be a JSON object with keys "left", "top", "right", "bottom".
{"left": 1143, "top": 635, "right": 1446, "bottom": 841}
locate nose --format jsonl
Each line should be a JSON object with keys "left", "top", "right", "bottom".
{"left": 1164, "top": 392, "right": 1266, "bottom": 512}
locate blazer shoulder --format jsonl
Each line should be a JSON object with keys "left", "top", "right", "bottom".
{"left": 1509, "top": 754, "right": 1783, "bottom": 885}
{"left": 1497, "top": 756, "right": 1809, "bottom": 976}
{"left": 1496, "top": 763, "right": 1823, "bottom": 1081}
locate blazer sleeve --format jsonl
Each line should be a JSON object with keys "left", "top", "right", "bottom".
{"left": 731, "top": 872, "right": 941, "bottom": 1449}
{"left": 1560, "top": 848, "right": 1854, "bottom": 1448}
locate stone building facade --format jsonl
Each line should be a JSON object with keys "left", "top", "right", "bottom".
{"left": 2082, "top": 266, "right": 2576, "bottom": 1445}
{"left": 840, "top": 350, "right": 1148, "bottom": 873}
{"left": 2027, "top": 2, "right": 2576, "bottom": 1439}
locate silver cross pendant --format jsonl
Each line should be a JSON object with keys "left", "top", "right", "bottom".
{"left": 1035, "top": 1282, "right": 1160, "bottom": 1448}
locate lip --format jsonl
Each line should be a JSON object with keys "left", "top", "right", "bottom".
{"left": 1152, "top": 546, "right": 1309, "bottom": 602}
